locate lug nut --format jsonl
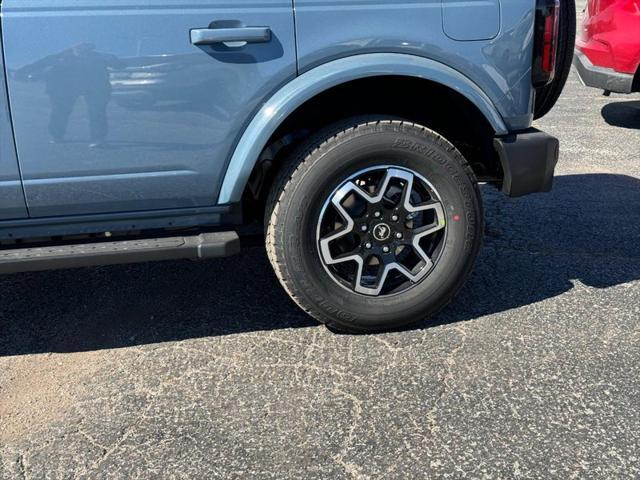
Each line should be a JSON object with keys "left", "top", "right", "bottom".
{"left": 391, "top": 214, "right": 399, "bottom": 222}
{"left": 374, "top": 211, "right": 381, "bottom": 218}
{"left": 361, "top": 225, "right": 368, "bottom": 232}
{"left": 382, "top": 246, "right": 390, "bottom": 253}
{"left": 365, "top": 242, "right": 372, "bottom": 249}
{"left": 395, "top": 232, "right": 403, "bottom": 239}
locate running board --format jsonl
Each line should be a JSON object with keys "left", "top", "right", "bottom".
{"left": 0, "top": 232, "right": 240, "bottom": 274}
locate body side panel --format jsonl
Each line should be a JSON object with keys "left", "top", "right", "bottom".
{"left": 1, "top": 0, "right": 296, "bottom": 217}
{"left": 293, "top": 0, "right": 536, "bottom": 130}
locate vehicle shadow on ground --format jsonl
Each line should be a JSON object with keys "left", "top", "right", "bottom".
{"left": 601, "top": 100, "right": 640, "bottom": 129}
{"left": 0, "top": 173, "right": 639, "bottom": 356}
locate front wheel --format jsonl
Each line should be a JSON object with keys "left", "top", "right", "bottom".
{"left": 266, "top": 118, "right": 484, "bottom": 333}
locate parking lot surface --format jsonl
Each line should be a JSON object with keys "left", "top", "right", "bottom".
{"left": 1, "top": 67, "right": 640, "bottom": 478}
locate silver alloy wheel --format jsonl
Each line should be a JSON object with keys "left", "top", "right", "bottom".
{"left": 316, "top": 166, "right": 447, "bottom": 297}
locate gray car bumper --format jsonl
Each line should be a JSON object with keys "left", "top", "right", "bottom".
{"left": 573, "top": 50, "right": 635, "bottom": 94}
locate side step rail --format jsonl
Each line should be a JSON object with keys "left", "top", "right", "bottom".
{"left": 0, "top": 232, "right": 240, "bottom": 274}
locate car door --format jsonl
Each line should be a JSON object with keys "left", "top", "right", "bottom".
{"left": 1, "top": 0, "right": 296, "bottom": 217}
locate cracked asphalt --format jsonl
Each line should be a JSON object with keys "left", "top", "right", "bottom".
{"left": 1, "top": 68, "right": 640, "bottom": 478}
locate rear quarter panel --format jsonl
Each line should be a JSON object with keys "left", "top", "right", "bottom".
{"left": 294, "top": 0, "right": 538, "bottom": 130}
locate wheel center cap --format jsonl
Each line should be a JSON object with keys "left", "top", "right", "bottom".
{"left": 372, "top": 223, "right": 391, "bottom": 242}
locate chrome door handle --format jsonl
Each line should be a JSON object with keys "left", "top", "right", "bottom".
{"left": 190, "top": 26, "right": 272, "bottom": 46}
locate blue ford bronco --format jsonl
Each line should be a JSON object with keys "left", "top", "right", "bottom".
{"left": 0, "top": 0, "right": 575, "bottom": 332}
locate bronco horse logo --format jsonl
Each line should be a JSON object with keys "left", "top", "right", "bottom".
{"left": 373, "top": 223, "right": 391, "bottom": 242}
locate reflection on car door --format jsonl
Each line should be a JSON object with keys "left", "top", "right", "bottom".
{"left": 0, "top": 33, "right": 27, "bottom": 220}
{"left": 1, "top": 0, "right": 296, "bottom": 217}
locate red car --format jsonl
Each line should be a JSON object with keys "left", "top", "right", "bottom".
{"left": 574, "top": 0, "right": 640, "bottom": 94}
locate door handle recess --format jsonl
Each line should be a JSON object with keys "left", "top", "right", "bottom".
{"left": 190, "top": 27, "right": 271, "bottom": 46}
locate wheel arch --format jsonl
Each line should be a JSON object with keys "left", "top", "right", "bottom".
{"left": 217, "top": 53, "right": 507, "bottom": 204}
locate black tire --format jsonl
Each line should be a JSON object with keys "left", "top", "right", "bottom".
{"left": 534, "top": 0, "right": 576, "bottom": 119}
{"left": 265, "top": 118, "right": 484, "bottom": 333}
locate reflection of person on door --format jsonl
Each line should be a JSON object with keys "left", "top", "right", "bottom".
{"left": 15, "top": 43, "right": 123, "bottom": 147}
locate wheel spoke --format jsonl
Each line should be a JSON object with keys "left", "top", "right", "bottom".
{"left": 354, "top": 261, "right": 429, "bottom": 296}
{"left": 368, "top": 168, "right": 413, "bottom": 204}
{"left": 390, "top": 262, "right": 425, "bottom": 283}
{"left": 354, "top": 262, "right": 390, "bottom": 296}
{"left": 352, "top": 257, "right": 367, "bottom": 292}
{"left": 330, "top": 248, "right": 364, "bottom": 264}
{"left": 399, "top": 171, "right": 415, "bottom": 209}
{"left": 412, "top": 218, "right": 446, "bottom": 238}
{"left": 318, "top": 183, "right": 358, "bottom": 261}
{"left": 408, "top": 245, "right": 434, "bottom": 272}
{"left": 406, "top": 197, "right": 444, "bottom": 215}
{"left": 408, "top": 209, "right": 445, "bottom": 272}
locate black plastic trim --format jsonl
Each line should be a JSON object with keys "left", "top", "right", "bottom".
{"left": 493, "top": 128, "right": 559, "bottom": 198}
{"left": 0, "top": 231, "right": 240, "bottom": 274}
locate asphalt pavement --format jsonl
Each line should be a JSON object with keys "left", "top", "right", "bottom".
{"left": 1, "top": 68, "right": 639, "bottom": 478}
